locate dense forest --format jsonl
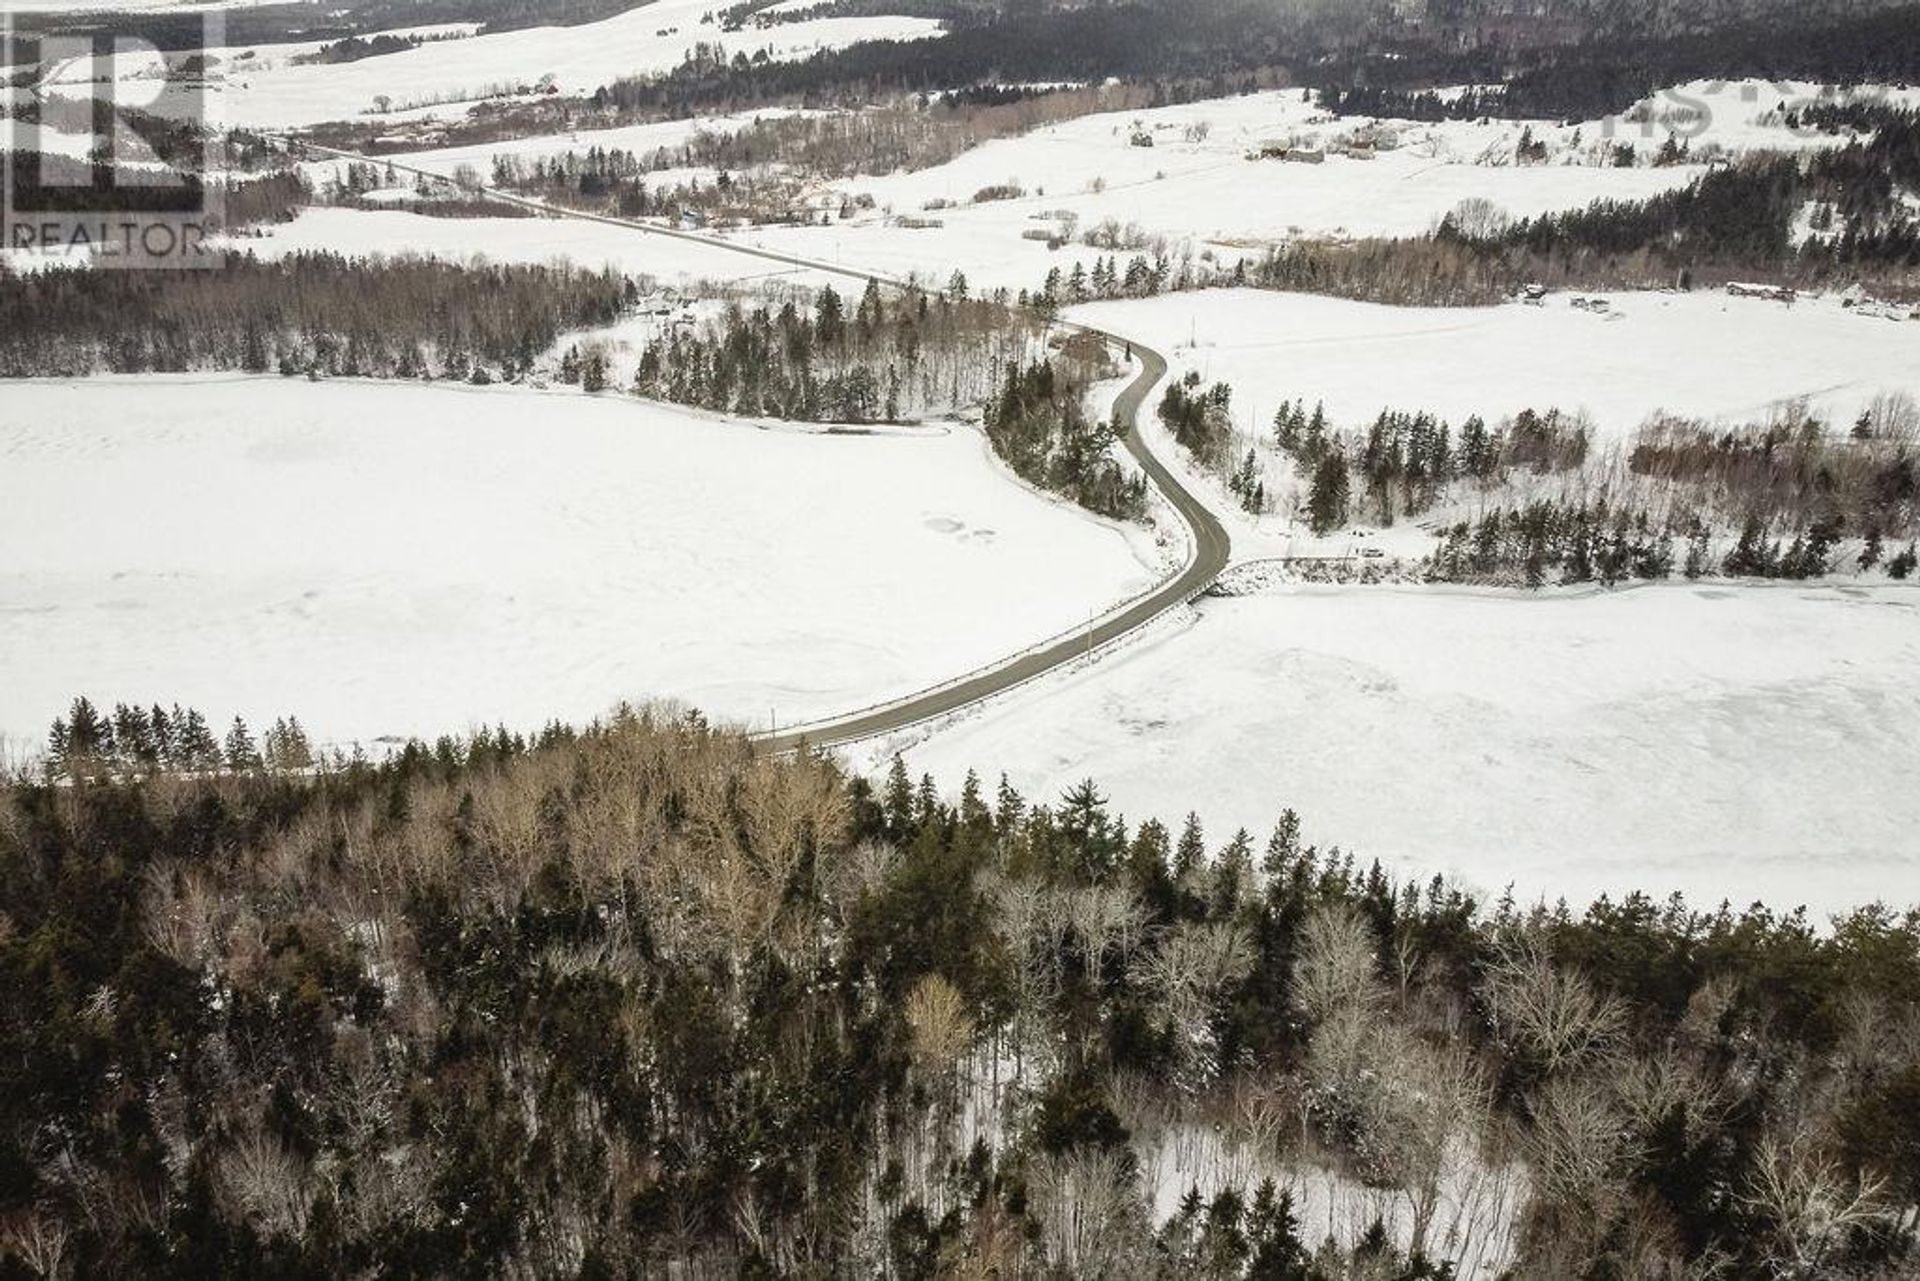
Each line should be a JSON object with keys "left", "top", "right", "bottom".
{"left": 987, "top": 353, "right": 1149, "bottom": 521}
{"left": 484, "top": 82, "right": 1155, "bottom": 219}
{"left": 630, "top": 277, "right": 1037, "bottom": 423}
{"left": 1319, "top": 1, "right": 1920, "bottom": 122}
{"left": 3, "top": 705, "right": 1918, "bottom": 1277}
{"left": 582, "top": 0, "right": 1920, "bottom": 124}
{"left": 0, "top": 254, "right": 631, "bottom": 381}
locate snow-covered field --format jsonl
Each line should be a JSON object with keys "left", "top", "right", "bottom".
{"left": 263, "top": 78, "right": 1907, "bottom": 295}
{"left": 868, "top": 584, "right": 1920, "bottom": 917}
{"left": 223, "top": 205, "right": 848, "bottom": 288}
{"left": 1030, "top": 287, "right": 1920, "bottom": 565}
{"left": 1070, "top": 287, "right": 1920, "bottom": 445}
{"left": 0, "top": 377, "right": 1157, "bottom": 754}
{"left": 728, "top": 81, "right": 1893, "bottom": 290}
{"left": 297, "top": 109, "right": 808, "bottom": 186}
{"left": 29, "top": 0, "right": 943, "bottom": 129}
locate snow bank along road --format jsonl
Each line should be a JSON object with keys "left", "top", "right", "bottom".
{"left": 287, "top": 141, "right": 1234, "bottom": 749}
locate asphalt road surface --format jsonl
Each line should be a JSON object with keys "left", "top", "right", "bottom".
{"left": 289, "top": 141, "right": 1233, "bottom": 748}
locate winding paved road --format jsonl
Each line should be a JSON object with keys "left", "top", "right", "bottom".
{"left": 290, "top": 140, "right": 1232, "bottom": 748}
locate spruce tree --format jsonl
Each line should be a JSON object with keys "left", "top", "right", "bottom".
{"left": 150, "top": 703, "right": 176, "bottom": 768}
{"left": 1174, "top": 813, "right": 1206, "bottom": 881}
{"left": 225, "top": 717, "right": 261, "bottom": 773}
{"left": 994, "top": 774, "right": 1026, "bottom": 837}
{"left": 1262, "top": 812, "right": 1301, "bottom": 878}
{"left": 1306, "top": 450, "right": 1349, "bottom": 535}
{"left": 883, "top": 755, "right": 914, "bottom": 841}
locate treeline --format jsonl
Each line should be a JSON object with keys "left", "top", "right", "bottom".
{"left": 1032, "top": 252, "right": 1188, "bottom": 311}
{"left": 42, "top": 696, "right": 316, "bottom": 779}
{"left": 1430, "top": 500, "right": 1686, "bottom": 586}
{"left": 988, "top": 356, "right": 1148, "bottom": 520}
{"left": 584, "top": 0, "right": 1920, "bottom": 125}
{"left": 1491, "top": 157, "right": 1804, "bottom": 269}
{"left": 588, "top": 3, "right": 1312, "bottom": 117}
{"left": 0, "top": 253, "right": 631, "bottom": 380}
{"left": 489, "top": 141, "right": 818, "bottom": 225}
{"left": 1319, "top": 0, "right": 1920, "bottom": 122}
{"left": 1626, "top": 401, "right": 1920, "bottom": 537}
{"left": 1455, "top": 130, "right": 1920, "bottom": 287}
{"left": 1275, "top": 399, "right": 1593, "bottom": 532}
{"left": 1250, "top": 236, "right": 1519, "bottom": 307}
{"left": 1208, "top": 145, "right": 1920, "bottom": 310}
{"left": 5, "top": 706, "right": 1920, "bottom": 1276}
{"left": 294, "top": 31, "right": 422, "bottom": 65}
{"left": 632, "top": 277, "right": 1030, "bottom": 423}
{"left": 1429, "top": 500, "right": 1917, "bottom": 585}
{"left": 1421, "top": 399, "right": 1920, "bottom": 584}
{"left": 500, "top": 85, "right": 1155, "bottom": 203}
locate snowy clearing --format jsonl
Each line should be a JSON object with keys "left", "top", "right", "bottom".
{"left": 1041, "top": 287, "right": 1920, "bottom": 565}
{"left": 721, "top": 81, "right": 1901, "bottom": 290}
{"left": 32, "top": 0, "right": 944, "bottom": 129}
{"left": 296, "top": 109, "right": 812, "bottom": 187}
{"left": 1071, "top": 287, "right": 1920, "bottom": 445}
{"left": 868, "top": 584, "right": 1920, "bottom": 918}
{"left": 0, "top": 376, "right": 1157, "bottom": 753}
{"left": 221, "top": 205, "right": 847, "bottom": 288}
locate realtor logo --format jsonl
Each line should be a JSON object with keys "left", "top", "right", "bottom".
{"left": 2, "top": 14, "right": 225, "bottom": 268}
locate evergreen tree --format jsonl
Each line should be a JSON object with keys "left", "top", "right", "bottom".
{"left": 1306, "top": 449, "right": 1349, "bottom": 535}
{"left": 1174, "top": 812, "right": 1206, "bottom": 881}
{"left": 1860, "top": 529, "right": 1884, "bottom": 570}
{"left": 150, "top": 703, "right": 176, "bottom": 767}
{"left": 883, "top": 754, "right": 914, "bottom": 841}
{"left": 179, "top": 708, "right": 219, "bottom": 770}
{"left": 993, "top": 773, "right": 1026, "bottom": 839}
{"left": 1262, "top": 811, "right": 1301, "bottom": 878}
{"left": 112, "top": 703, "right": 155, "bottom": 769}
{"left": 224, "top": 717, "right": 262, "bottom": 773}
{"left": 815, "top": 285, "right": 845, "bottom": 345}
{"left": 1684, "top": 525, "right": 1711, "bottom": 579}
{"left": 61, "top": 696, "right": 112, "bottom": 774}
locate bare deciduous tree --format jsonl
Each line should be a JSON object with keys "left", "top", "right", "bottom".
{"left": 215, "top": 1131, "right": 314, "bottom": 1240}
{"left": 1745, "top": 1133, "right": 1894, "bottom": 1277}
{"left": 0, "top": 1208, "right": 70, "bottom": 1279}
{"left": 1028, "top": 1146, "right": 1149, "bottom": 1276}
{"left": 904, "top": 974, "right": 975, "bottom": 1077}
{"left": 1483, "top": 938, "right": 1626, "bottom": 1075}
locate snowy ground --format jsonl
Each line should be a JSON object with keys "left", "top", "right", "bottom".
{"left": 253, "top": 78, "right": 1907, "bottom": 295}
{"left": 731, "top": 81, "right": 1895, "bottom": 290}
{"left": 864, "top": 583, "right": 1920, "bottom": 918}
{"left": 0, "top": 376, "right": 1157, "bottom": 756}
{"left": 296, "top": 109, "right": 809, "bottom": 187}
{"left": 222, "top": 205, "right": 848, "bottom": 289}
{"left": 1056, "top": 287, "right": 1920, "bottom": 562}
{"left": 1075, "top": 286, "right": 1920, "bottom": 444}
{"left": 28, "top": 0, "right": 943, "bottom": 129}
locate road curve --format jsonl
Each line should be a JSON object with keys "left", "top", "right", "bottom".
{"left": 287, "top": 140, "right": 1232, "bottom": 748}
